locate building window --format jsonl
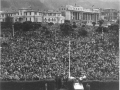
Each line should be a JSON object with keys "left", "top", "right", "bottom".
{"left": 52, "top": 18, "right": 54, "bottom": 21}
{"left": 48, "top": 18, "right": 50, "bottom": 21}
{"left": 30, "top": 18, "right": 31, "bottom": 21}
{"left": 48, "top": 13, "right": 52, "bottom": 16}
{"left": 53, "top": 13, "right": 56, "bottom": 16}
{"left": 30, "top": 12, "right": 31, "bottom": 15}
{"left": 44, "top": 18, "right": 47, "bottom": 22}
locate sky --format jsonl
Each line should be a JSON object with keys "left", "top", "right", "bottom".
{"left": 99, "top": 0, "right": 119, "bottom": 2}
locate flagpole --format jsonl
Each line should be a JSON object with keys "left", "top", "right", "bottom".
{"left": 68, "top": 40, "right": 71, "bottom": 78}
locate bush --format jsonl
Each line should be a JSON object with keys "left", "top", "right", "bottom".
{"left": 109, "top": 24, "right": 119, "bottom": 33}
{"left": 92, "top": 22, "right": 96, "bottom": 26}
{"left": 32, "top": 22, "right": 41, "bottom": 30}
{"left": 14, "top": 22, "right": 23, "bottom": 31}
{"left": 60, "top": 23, "right": 73, "bottom": 36}
{"left": 78, "top": 25, "right": 88, "bottom": 37}
{"left": 22, "top": 21, "right": 33, "bottom": 31}
{"left": 96, "top": 26, "right": 108, "bottom": 33}
{"left": 48, "top": 22, "right": 54, "bottom": 26}
{"left": 1, "top": 42, "right": 9, "bottom": 47}
{"left": 72, "top": 22, "right": 77, "bottom": 28}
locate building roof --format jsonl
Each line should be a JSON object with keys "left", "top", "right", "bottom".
{"left": 43, "top": 10, "right": 61, "bottom": 14}
{"left": 24, "top": 10, "right": 39, "bottom": 13}
{"left": 1, "top": 11, "right": 18, "bottom": 14}
{"left": 19, "top": 8, "right": 32, "bottom": 10}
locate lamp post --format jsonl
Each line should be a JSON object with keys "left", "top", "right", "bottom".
{"left": 68, "top": 40, "right": 71, "bottom": 78}
{"left": 12, "top": 24, "right": 14, "bottom": 37}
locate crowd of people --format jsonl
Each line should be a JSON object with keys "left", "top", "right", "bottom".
{"left": 0, "top": 23, "right": 119, "bottom": 81}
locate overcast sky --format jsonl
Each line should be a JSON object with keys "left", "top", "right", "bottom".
{"left": 99, "top": 0, "right": 119, "bottom": 2}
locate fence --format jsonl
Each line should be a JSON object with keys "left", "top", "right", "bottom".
{"left": 0, "top": 80, "right": 119, "bottom": 90}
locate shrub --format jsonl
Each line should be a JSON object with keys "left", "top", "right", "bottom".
{"left": 92, "top": 22, "right": 96, "bottom": 26}
{"left": 96, "top": 26, "right": 108, "bottom": 33}
{"left": 48, "top": 22, "right": 54, "bottom": 26}
{"left": 60, "top": 23, "right": 73, "bottom": 36}
{"left": 78, "top": 26, "right": 88, "bottom": 37}
{"left": 98, "top": 20, "right": 104, "bottom": 27}
{"left": 4, "top": 16, "right": 13, "bottom": 29}
{"left": 22, "top": 21, "right": 33, "bottom": 31}
{"left": 14, "top": 22, "right": 23, "bottom": 31}
{"left": 32, "top": 22, "right": 41, "bottom": 30}
{"left": 72, "top": 22, "right": 77, "bottom": 28}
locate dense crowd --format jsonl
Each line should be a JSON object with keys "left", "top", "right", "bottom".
{"left": 0, "top": 23, "right": 119, "bottom": 81}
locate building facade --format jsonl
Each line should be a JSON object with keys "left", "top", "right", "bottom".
{"left": 59, "top": 5, "right": 100, "bottom": 25}
{"left": 0, "top": 8, "right": 65, "bottom": 24}
{"left": 43, "top": 10, "right": 65, "bottom": 24}
{"left": 100, "top": 8, "right": 118, "bottom": 22}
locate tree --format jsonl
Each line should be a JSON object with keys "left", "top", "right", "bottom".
{"left": 14, "top": 22, "right": 23, "bottom": 31}
{"left": 72, "top": 22, "right": 77, "bottom": 28}
{"left": 78, "top": 25, "right": 88, "bottom": 37}
{"left": 116, "top": 19, "right": 119, "bottom": 24}
{"left": 5, "top": 15, "right": 13, "bottom": 29}
{"left": 60, "top": 22, "right": 73, "bottom": 37}
{"left": 82, "top": 21, "right": 87, "bottom": 26}
{"left": 92, "top": 22, "right": 96, "bottom": 26}
{"left": 98, "top": 20, "right": 104, "bottom": 27}
{"left": 22, "top": 21, "right": 33, "bottom": 31}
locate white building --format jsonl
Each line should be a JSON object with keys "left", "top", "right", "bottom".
{"left": 43, "top": 10, "right": 65, "bottom": 24}
{"left": 0, "top": 8, "right": 65, "bottom": 24}
{"left": 59, "top": 5, "right": 100, "bottom": 24}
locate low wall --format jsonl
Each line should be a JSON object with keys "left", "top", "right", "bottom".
{"left": 0, "top": 80, "right": 119, "bottom": 90}
{"left": 67, "top": 80, "right": 119, "bottom": 90}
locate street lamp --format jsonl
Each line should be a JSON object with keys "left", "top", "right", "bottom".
{"left": 68, "top": 40, "right": 71, "bottom": 78}
{"left": 12, "top": 24, "right": 14, "bottom": 37}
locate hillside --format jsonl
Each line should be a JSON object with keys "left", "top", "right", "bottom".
{"left": 41, "top": 0, "right": 119, "bottom": 10}
{"left": 1, "top": 0, "right": 119, "bottom": 11}
{"left": 1, "top": 0, "right": 48, "bottom": 11}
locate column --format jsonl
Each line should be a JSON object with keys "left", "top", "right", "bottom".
{"left": 77, "top": 12, "right": 78, "bottom": 20}
{"left": 91, "top": 14, "right": 93, "bottom": 21}
{"left": 75, "top": 12, "right": 76, "bottom": 20}
{"left": 96, "top": 14, "right": 97, "bottom": 23}
{"left": 73, "top": 12, "right": 75, "bottom": 20}
{"left": 91, "top": 14, "right": 92, "bottom": 20}
{"left": 78, "top": 12, "right": 79, "bottom": 20}
{"left": 79, "top": 12, "right": 81, "bottom": 20}
{"left": 77, "top": 12, "right": 79, "bottom": 20}
{"left": 87, "top": 13, "right": 88, "bottom": 23}
{"left": 83, "top": 13, "right": 84, "bottom": 20}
